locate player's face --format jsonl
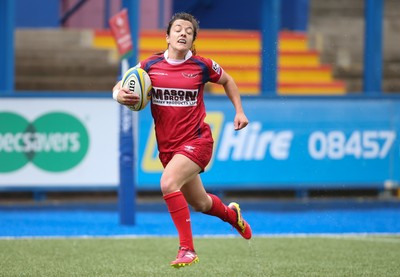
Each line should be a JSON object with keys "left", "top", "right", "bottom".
{"left": 166, "top": 19, "right": 194, "bottom": 57}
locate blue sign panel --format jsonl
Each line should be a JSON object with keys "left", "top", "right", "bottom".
{"left": 137, "top": 97, "right": 400, "bottom": 190}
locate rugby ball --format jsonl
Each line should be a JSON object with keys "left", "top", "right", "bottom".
{"left": 121, "top": 67, "right": 152, "bottom": 111}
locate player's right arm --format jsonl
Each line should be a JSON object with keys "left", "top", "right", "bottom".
{"left": 217, "top": 70, "right": 249, "bottom": 131}
{"left": 112, "top": 80, "right": 140, "bottom": 106}
{"left": 112, "top": 62, "right": 143, "bottom": 106}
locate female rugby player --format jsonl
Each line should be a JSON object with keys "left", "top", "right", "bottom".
{"left": 113, "top": 12, "right": 251, "bottom": 268}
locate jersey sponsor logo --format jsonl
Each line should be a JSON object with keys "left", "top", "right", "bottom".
{"left": 182, "top": 72, "right": 199, "bottom": 78}
{"left": 212, "top": 60, "right": 221, "bottom": 75}
{"left": 152, "top": 87, "right": 198, "bottom": 107}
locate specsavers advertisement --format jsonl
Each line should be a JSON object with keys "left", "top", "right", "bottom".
{"left": 0, "top": 97, "right": 119, "bottom": 187}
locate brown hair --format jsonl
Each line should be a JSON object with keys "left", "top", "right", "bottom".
{"left": 166, "top": 12, "right": 199, "bottom": 55}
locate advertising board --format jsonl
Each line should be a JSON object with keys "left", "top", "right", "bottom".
{"left": 0, "top": 98, "right": 119, "bottom": 187}
{"left": 1, "top": 97, "right": 398, "bottom": 191}
{"left": 137, "top": 97, "right": 400, "bottom": 189}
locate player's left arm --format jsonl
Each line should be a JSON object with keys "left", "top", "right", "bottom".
{"left": 216, "top": 70, "right": 249, "bottom": 130}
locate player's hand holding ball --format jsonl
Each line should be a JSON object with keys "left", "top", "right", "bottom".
{"left": 112, "top": 67, "right": 152, "bottom": 111}
{"left": 113, "top": 85, "right": 140, "bottom": 107}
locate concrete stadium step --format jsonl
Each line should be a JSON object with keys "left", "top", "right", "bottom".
{"left": 139, "top": 50, "right": 321, "bottom": 68}
{"left": 335, "top": 62, "right": 400, "bottom": 79}
{"left": 279, "top": 51, "right": 320, "bottom": 66}
{"left": 208, "top": 81, "right": 346, "bottom": 95}
{"left": 16, "top": 75, "right": 117, "bottom": 91}
{"left": 220, "top": 65, "right": 334, "bottom": 83}
{"left": 139, "top": 50, "right": 262, "bottom": 66}
{"left": 15, "top": 29, "right": 93, "bottom": 48}
{"left": 343, "top": 78, "right": 400, "bottom": 93}
{"left": 92, "top": 29, "right": 346, "bottom": 95}
{"left": 93, "top": 29, "right": 309, "bottom": 52}
{"left": 15, "top": 29, "right": 119, "bottom": 91}
{"left": 310, "top": 0, "right": 364, "bottom": 16}
{"left": 177, "top": 31, "right": 261, "bottom": 52}
{"left": 16, "top": 63, "right": 118, "bottom": 77}
{"left": 334, "top": 61, "right": 400, "bottom": 93}
{"left": 214, "top": 50, "right": 321, "bottom": 67}
{"left": 279, "top": 65, "right": 333, "bottom": 82}
{"left": 279, "top": 31, "right": 309, "bottom": 51}
{"left": 16, "top": 48, "right": 114, "bottom": 64}
{"left": 206, "top": 82, "right": 260, "bottom": 95}
{"left": 278, "top": 81, "right": 346, "bottom": 95}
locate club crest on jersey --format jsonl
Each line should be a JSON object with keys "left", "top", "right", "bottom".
{"left": 212, "top": 60, "right": 221, "bottom": 75}
{"left": 182, "top": 72, "right": 199, "bottom": 78}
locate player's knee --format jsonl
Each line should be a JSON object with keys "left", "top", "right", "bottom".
{"left": 160, "top": 174, "right": 180, "bottom": 195}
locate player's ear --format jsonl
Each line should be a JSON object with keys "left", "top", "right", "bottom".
{"left": 166, "top": 34, "right": 170, "bottom": 45}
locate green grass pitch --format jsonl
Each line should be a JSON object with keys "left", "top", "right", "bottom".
{"left": 1, "top": 236, "right": 399, "bottom": 276}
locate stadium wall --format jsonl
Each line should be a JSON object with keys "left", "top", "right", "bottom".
{"left": 0, "top": 94, "right": 399, "bottom": 192}
{"left": 15, "top": 0, "right": 60, "bottom": 28}
{"left": 173, "top": 0, "right": 309, "bottom": 31}
{"left": 14, "top": 0, "right": 172, "bottom": 30}
{"left": 14, "top": 0, "right": 306, "bottom": 30}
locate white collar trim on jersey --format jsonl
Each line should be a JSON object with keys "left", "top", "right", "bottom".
{"left": 164, "top": 50, "right": 192, "bottom": 65}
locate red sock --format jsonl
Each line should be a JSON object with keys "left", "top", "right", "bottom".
{"left": 163, "top": 191, "right": 194, "bottom": 251}
{"left": 203, "top": 193, "right": 237, "bottom": 225}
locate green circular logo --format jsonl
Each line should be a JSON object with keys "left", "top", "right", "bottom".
{"left": 0, "top": 112, "right": 89, "bottom": 173}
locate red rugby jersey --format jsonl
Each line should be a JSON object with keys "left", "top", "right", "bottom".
{"left": 139, "top": 52, "right": 223, "bottom": 153}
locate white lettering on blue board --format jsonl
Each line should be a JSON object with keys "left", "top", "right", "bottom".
{"left": 217, "top": 122, "right": 293, "bottom": 161}
{"left": 308, "top": 130, "right": 396, "bottom": 160}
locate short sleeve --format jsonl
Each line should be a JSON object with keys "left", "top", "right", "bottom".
{"left": 208, "top": 59, "right": 224, "bottom": 83}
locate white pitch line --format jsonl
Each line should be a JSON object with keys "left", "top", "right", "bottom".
{"left": 1, "top": 233, "right": 400, "bottom": 240}
{"left": 324, "top": 235, "right": 400, "bottom": 244}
